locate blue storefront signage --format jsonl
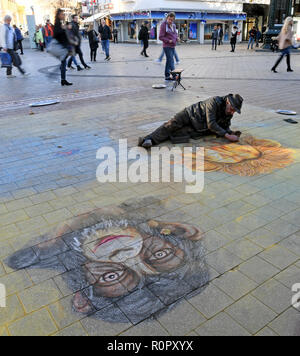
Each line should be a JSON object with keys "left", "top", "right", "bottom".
{"left": 110, "top": 11, "right": 246, "bottom": 22}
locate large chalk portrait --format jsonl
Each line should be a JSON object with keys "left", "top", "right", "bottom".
{"left": 6, "top": 198, "right": 209, "bottom": 324}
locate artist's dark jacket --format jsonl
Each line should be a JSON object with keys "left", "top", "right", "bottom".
{"left": 185, "top": 96, "right": 233, "bottom": 137}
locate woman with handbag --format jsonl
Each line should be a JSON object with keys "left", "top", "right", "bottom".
{"left": 271, "top": 17, "right": 294, "bottom": 73}
{"left": 53, "top": 9, "right": 73, "bottom": 86}
{"left": 230, "top": 26, "right": 238, "bottom": 53}
{"left": 87, "top": 24, "right": 99, "bottom": 62}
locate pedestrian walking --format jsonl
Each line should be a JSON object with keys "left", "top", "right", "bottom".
{"left": 67, "top": 15, "right": 91, "bottom": 70}
{"left": 0, "top": 15, "right": 28, "bottom": 78}
{"left": 155, "top": 48, "right": 180, "bottom": 65}
{"left": 88, "top": 24, "right": 99, "bottom": 62}
{"left": 53, "top": 9, "right": 72, "bottom": 86}
{"left": 230, "top": 26, "right": 238, "bottom": 52}
{"left": 66, "top": 21, "right": 83, "bottom": 71}
{"left": 13, "top": 25, "right": 24, "bottom": 54}
{"left": 248, "top": 27, "right": 257, "bottom": 49}
{"left": 99, "top": 19, "right": 111, "bottom": 61}
{"left": 271, "top": 17, "right": 294, "bottom": 73}
{"left": 212, "top": 26, "right": 218, "bottom": 50}
{"left": 218, "top": 25, "right": 224, "bottom": 45}
{"left": 256, "top": 29, "right": 262, "bottom": 47}
{"left": 44, "top": 20, "right": 54, "bottom": 48}
{"left": 139, "top": 21, "right": 150, "bottom": 57}
{"left": 35, "top": 25, "right": 45, "bottom": 51}
{"left": 113, "top": 28, "right": 118, "bottom": 43}
{"left": 159, "top": 12, "right": 178, "bottom": 81}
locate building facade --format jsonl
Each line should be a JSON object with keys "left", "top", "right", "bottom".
{"left": 83, "top": 0, "right": 270, "bottom": 43}
{"left": 0, "top": 0, "right": 26, "bottom": 27}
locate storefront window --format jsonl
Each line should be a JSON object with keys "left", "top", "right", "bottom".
{"left": 149, "top": 21, "right": 157, "bottom": 40}
{"left": 128, "top": 22, "right": 136, "bottom": 39}
{"left": 294, "top": 0, "right": 300, "bottom": 16}
{"left": 275, "top": 0, "right": 289, "bottom": 24}
{"left": 189, "top": 23, "right": 197, "bottom": 40}
{"left": 204, "top": 24, "right": 219, "bottom": 40}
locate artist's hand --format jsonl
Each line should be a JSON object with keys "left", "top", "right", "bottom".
{"left": 225, "top": 133, "right": 240, "bottom": 142}
{"left": 233, "top": 131, "right": 242, "bottom": 137}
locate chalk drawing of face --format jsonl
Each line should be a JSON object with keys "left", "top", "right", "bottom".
{"left": 6, "top": 198, "right": 209, "bottom": 324}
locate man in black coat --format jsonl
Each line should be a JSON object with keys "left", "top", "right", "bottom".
{"left": 139, "top": 21, "right": 150, "bottom": 57}
{"left": 138, "top": 94, "right": 243, "bottom": 149}
{"left": 67, "top": 15, "right": 91, "bottom": 70}
{"left": 99, "top": 18, "right": 112, "bottom": 61}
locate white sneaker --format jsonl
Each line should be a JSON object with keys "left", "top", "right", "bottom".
{"left": 23, "top": 72, "right": 30, "bottom": 77}
{"left": 154, "top": 59, "right": 162, "bottom": 64}
{"left": 176, "top": 61, "right": 180, "bottom": 65}
{"left": 7, "top": 74, "right": 16, "bottom": 78}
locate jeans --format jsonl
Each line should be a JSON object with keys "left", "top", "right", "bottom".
{"left": 272, "top": 47, "right": 292, "bottom": 70}
{"left": 158, "top": 49, "right": 179, "bottom": 63}
{"left": 212, "top": 39, "right": 217, "bottom": 50}
{"left": 164, "top": 47, "right": 175, "bottom": 79}
{"left": 102, "top": 39, "right": 110, "bottom": 58}
{"left": 248, "top": 37, "right": 255, "bottom": 49}
{"left": 70, "top": 56, "right": 78, "bottom": 66}
{"left": 68, "top": 46, "right": 87, "bottom": 68}
{"left": 45, "top": 36, "right": 52, "bottom": 48}
{"left": 60, "top": 58, "right": 67, "bottom": 81}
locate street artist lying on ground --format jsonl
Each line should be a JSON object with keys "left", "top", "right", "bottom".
{"left": 138, "top": 94, "right": 244, "bottom": 149}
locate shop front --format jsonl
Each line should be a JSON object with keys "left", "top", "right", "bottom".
{"left": 110, "top": 11, "right": 246, "bottom": 44}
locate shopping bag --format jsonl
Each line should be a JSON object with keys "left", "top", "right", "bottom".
{"left": 11, "top": 52, "right": 22, "bottom": 67}
{"left": 0, "top": 52, "right": 12, "bottom": 68}
{"left": 47, "top": 39, "right": 68, "bottom": 61}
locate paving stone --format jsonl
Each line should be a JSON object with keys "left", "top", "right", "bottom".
{"left": 264, "top": 219, "right": 299, "bottom": 239}
{"left": 0, "top": 270, "right": 33, "bottom": 295}
{"left": 202, "top": 230, "right": 231, "bottom": 253}
{"left": 0, "top": 295, "right": 24, "bottom": 325}
{"left": 195, "top": 312, "right": 251, "bottom": 336}
{"left": 0, "top": 210, "right": 29, "bottom": 227}
{"left": 8, "top": 308, "right": 58, "bottom": 336}
{"left": 225, "top": 295, "right": 277, "bottom": 334}
{"left": 255, "top": 327, "right": 278, "bottom": 336}
{"left": 224, "top": 239, "right": 263, "bottom": 260}
{"left": 212, "top": 270, "right": 258, "bottom": 300}
{"left": 0, "top": 326, "right": 9, "bottom": 336}
{"left": 156, "top": 300, "right": 206, "bottom": 336}
{"left": 245, "top": 228, "right": 284, "bottom": 248}
{"left": 43, "top": 208, "right": 73, "bottom": 225}
{"left": 25, "top": 202, "right": 54, "bottom": 218}
{"left": 53, "top": 322, "right": 88, "bottom": 336}
{"left": 206, "top": 248, "right": 243, "bottom": 274}
{"left": 274, "top": 264, "right": 300, "bottom": 289}
{"left": 5, "top": 198, "right": 33, "bottom": 212}
{"left": 187, "top": 283, "right": 234, "bottom": 319}
{"left": 251, "top": 279, "right": 291, "bottom": 314}
{"left": 121, "top": 320, "right": 168, "bottom": 336}
{"left": 215, "top": 221, "right": 251, "bottom": 241}
{"left": 18, "top": 279, "right": 62, "bottom": 313}
{"left": 279, "top": 234, "right": 300, "bottom": 257}
{"left": 238, "top": 256, "right": 280, "bottom": 284}
{"left": 269, "top": 308, "right": 300, "bottom": 336}
{"left": 258, "top": 245, "right": 299, "bottom": 270}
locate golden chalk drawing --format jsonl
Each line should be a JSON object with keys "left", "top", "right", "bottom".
{"left": 179, "top": 135, "right": 295, "bottom": 177}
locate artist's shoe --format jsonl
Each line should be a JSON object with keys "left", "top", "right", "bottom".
{"left": 271, "top": 68, "right": 278, "bottom": 73}
{"left": 287, "top": 68, "right": 294, "bottom": 72}
{"left": 61, "top": 80, "right": 73, "bottom": 86}
{"left": 142, "top": 139, "right": 153, "bottom": 149}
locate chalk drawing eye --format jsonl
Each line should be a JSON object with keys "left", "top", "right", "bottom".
{"left": 151, "top": 248, "right": 173, "bottom": 261}
{"left": 100, "top": 271, "right": 125, "bottom": 283}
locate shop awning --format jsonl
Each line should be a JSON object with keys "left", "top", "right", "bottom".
{"left": 83, "top": 11, "right": 110, "bottom": 23}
